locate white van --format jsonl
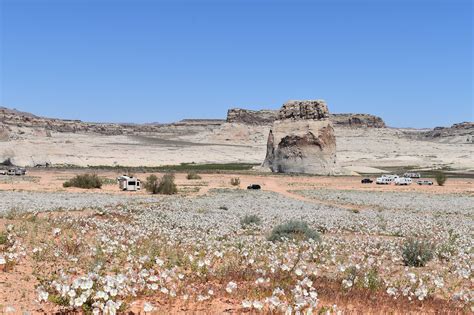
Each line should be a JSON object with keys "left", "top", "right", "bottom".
{"left": 395, "top": 177, "right": 412, "bottom": 185}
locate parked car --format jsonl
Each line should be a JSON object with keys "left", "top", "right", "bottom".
{"left": 247, "top": 184, "right": 261, "bottom": 190}
{"left": 7, "top": 169, "right": 16, "bottom": 176}
{"left": 417, "top": 180, "right": 433, "bottom": 185}
{"left": 0, "top": 170, "right": 6, "bottom": 175}
{"left": 361, "top": 178, "right": 373, "bottom": 184}
{"left": 395, "top": 177, "right": 412, "bottom": 185}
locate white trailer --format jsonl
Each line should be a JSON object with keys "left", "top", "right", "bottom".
{"left": 376, "top": 174, "right": 399, "bottom": 185}
{"left": 394, "top": 177, "right": 412, "bottom": 185}
{"left": 117, "top": 175, "right": 141, "bottom": 191}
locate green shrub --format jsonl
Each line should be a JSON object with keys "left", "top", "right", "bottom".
{"left": 186, "top": 172, "right": 201, "bottom": 180}
{"left": 402, "top": 238, "right": 434, "bottom": 267}
{"left": 145, "top": 174, "right": 178, "bottom": 195}
{"left": 240, "top": 214, "right": 261, "bottom": 228}
{"left": 437, "top": 229, "right": 459, "bottom": 261}
{"left": 144, "top": 174, "right": 159, "bottom": 193}
{"left": 435, "top": 172, "right": 447, "bottom": 186}
{"left": 230, "top": 177, "right": 240, "bottom": 186}
{"left": 268, "top": 220, "right": 320, "bottom": 242}
{"left": 157, "top": 174, "right": 178, "bottom": 195}
{"left": 0, "top": 232, "right": 7, "bottom": 245}
{"left": 63, "top": 174, "right": 102, "bottom": 189}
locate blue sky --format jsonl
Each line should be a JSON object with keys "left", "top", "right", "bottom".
{"left": 0, "top": 0, "right": 472, "bottom": 127}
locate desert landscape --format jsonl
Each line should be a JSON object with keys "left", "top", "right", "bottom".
{"left": 1, "top": 0, "right": 472, "bottom": 313}
{"left": 0, "top": 103, "right": 473, "bottom": 314}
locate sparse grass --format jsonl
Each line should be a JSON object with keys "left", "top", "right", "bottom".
{"left": 100, "top": 177, "right": 117, "bottom": 185}
{"left": 240, "top": 214, "right": 261, "bottom": 228}
{"left": 268, "top": 220, "right": 320, "bottom": 242}
{"left": 63, "top": 174, "right": 102, "bottom": 189}
{"left": 402, "top": 238, "right": 434, "bottom": 267}
{"left": 86, "top": 163, "right": 258, "bottom": 173}
{"left": 186, "top": 171, "right": 202, "bottom": 180}
{"left": 230, "top": 177, "right": 240, "bottom": 186}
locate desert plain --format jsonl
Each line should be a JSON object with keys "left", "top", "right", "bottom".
{"left": 0, "top": 107, "right": 473, "bottom": 314}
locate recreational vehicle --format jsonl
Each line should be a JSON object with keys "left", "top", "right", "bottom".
{"left": 403, "top": 172, "right": 421, "bottom": 178}
{"left": 376, "top": 175, "right": 399, "bottom": 185}
{"left": 394, "top": 177, "right": 412, "bottom": 185}
{"left": 117, "top": 175, "right": 141, "bottom": 191}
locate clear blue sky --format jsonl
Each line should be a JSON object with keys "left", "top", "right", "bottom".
{"left": 0, "top": 0, "right": 472, "bottom": 127}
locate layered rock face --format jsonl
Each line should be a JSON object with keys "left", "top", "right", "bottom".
{"left": 262, "top": 100, "right": 337, "bottom": 175}
{"left": 226, "top": 107, "right": 385, "bottom": 128}
{"left": 330, "top": 113, "right": 386, "bottom": 128}
{"left": 227, "top": 108, "right": 278, "bottom": 125}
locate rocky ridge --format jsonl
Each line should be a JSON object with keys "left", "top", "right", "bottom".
{"left": 227, "top": 107, "right": 386, "bottom": 128}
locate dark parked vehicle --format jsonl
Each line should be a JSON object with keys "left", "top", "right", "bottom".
{"left": 247, "top": 184, "right": 261, "bottom": 190}
{"left": 361, "top": 178, "right": 373, "bottom": 184}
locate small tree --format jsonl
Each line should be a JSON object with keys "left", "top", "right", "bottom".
{"left": 230, "top": 177, "right": 240, "bottom": 186}
{"left": 435, "top": 172, "right": 447, "bottom": 186}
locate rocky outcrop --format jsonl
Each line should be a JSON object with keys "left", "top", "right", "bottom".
{"left": 421, "top": 122, "right": 474, "bottom": 142}
{"left": 262, "top": 100, "right": 337, "bottom": 175}
{"left": 227, "top": 108, "right": 278, "bottom": 125}
{"left": 226, "top": 107, "right": 385, "bottom": 128}
{"left": 330, "top": 113, "right": 386, "bottom": 128}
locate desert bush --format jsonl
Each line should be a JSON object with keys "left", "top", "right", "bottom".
{"left": 401, "top": 238, "right": 434, "bottom": 267}
{"left": 435, "top": 172, "right": 447, "bottom": 186}
{"left": 157, "top": 174, "right": 178, "bottom": 195}
{"left": 230, "top": 177, "right": 240, "bottom": 186}
{"left": 144, "top": 174, "right": 159, "bottom": 193}
{"left": 0, "top": 232, "right": 7, "bottom": 245}
{"left": 63, "top": 174, "right": 102, "bottom": 189}
{"left": 437, "top": 229, "right": 459, "bottom": 261}
{"left": 145, "top": 174, "right": 177, "bottom": 195}
{"left": 186, "top": 172, "right": 201, "bottom": 180}
{"left": 240, "top": 214, "right": 261, "bottom": 228}
{"left": 268, "top": 220, "right": 320, "bottom": 242}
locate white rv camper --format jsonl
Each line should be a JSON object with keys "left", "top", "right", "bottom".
{"left": 376, "top": 174, "right": 399, "bottom": 185}
{"left": 394, "top": 177, "right": 412, "bottom": 185}
{"left": 117, "top": 175, "right": 141, "bottom": 191}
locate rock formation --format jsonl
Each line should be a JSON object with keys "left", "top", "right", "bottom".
{"left": 226, "top": 107, "right": 385, "bottom": 128}
{"left": 330, "top": 113, "right": 386, "bottom": 128}
{"left": 262, "top": 100, "right": 337, "bottom": 175}
{"left": 227, "top": 108, "right": 279, "bottom": 125}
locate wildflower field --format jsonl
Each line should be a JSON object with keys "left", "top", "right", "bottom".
{"left": 0, "top": 178, "right": 472, "bottom": 313}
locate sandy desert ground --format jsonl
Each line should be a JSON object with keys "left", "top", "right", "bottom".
{"left": 0, "top": 169, "right": 472, "bottom": 313}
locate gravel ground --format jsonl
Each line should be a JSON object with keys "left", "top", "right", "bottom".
{"left": 1, "top": 189, "right": 472, "bottom": 238}
{"left": 131, "top": 189, "right": 473, "bottom": 238}
{"left": 293, "top": 189, "right": 474, "bottom": 214}
{"left": 0, "top": 191, "right": 161, "bottom": 213}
